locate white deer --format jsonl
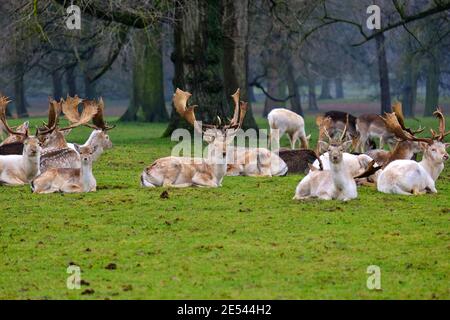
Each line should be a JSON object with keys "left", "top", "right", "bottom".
{"left": 141, "top": 88, "right": 247, "bottom": 188}
{"left": 293, "top": 124, "right": 357, "bottom": 201}
{"left": 377, "top": 108, "right": 449, "bottom": 195}
{"left": 268, "top": 108, "right": 310, "bottom": 149}
{"left": 32, "top": 145, "right": 97, "bottom": 193}
{"left": 0, "top": 96, "right": 42, "bottom": 186}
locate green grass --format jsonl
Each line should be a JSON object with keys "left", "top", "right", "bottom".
{"left": 0, "top": 116, "right": 449, "bottom": 300}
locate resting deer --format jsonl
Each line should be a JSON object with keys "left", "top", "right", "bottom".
{"left": 377, "top": 108, "right": 449, "bottom": 195}
{"left": 37, "top": 96, "right": 99, "bottom": 172}
{"left": 32, "top": 145, "right": 97, "bottom": 194}
{"left": 268, "top": 108, "right": 310, "bottom": 149}
{"left": 294, "top": 123, "right": 357, "bottom": 201}
{"left": 1, "top": 121, "right": 29, "bottom": 146}
{"left": 0, "top": 96, "right": 42, "bottom": 185}
{"left": 141, "top": 88, "right": 246, "bottom": 187}
{"left": 356, "top": 113, "right": 396, "bottom": 152}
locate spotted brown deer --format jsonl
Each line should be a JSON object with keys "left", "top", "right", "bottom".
{"left": 141, "top": 88, "right": 247, "bottom": 187}
{"left": 32, "top": 145, "right": 97, "bottom": 194}
{"left": 377, "top": 108, "right": 449, "bottom": 195}
{"left": 294, "top": 122, "right": 357, "bottom": 201}
{"left": 38, "top": 96, "right": 99, "bottom": 172}
{"left": 356, "top": 113, "right": 396, "bottom": 152}
{"left": 0, "top": 96, "right": 42, "bottom": 185}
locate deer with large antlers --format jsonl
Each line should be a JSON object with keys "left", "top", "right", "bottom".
{"left": 294, "top": 122, "right": 357, "bottom": 201}
{"left": 37, "top": 96, "right": 99, "bottom": 172}
{"left": 376, "top": 107, "right": 449, "bottom": 195}
{"left": 0, "top": 96, "right": 41, "bottom": 185}
{"left": 141, "top": 88, "right": 247, "bottom": 187}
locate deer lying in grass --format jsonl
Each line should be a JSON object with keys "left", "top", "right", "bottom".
{"left": 32, "top": 145, "right": 97, "bottom": 193}
{"left": 141, "top": 88, "right": 246, "bottom": 187}
{"left": 356, "top": 113, "right": 396, "bottom": 152}
{"left": 0, "top": 96, "right": 42, "bottom": 185}
{"left": 37, "top": 96, "right": 99, "bottom": 172}
{"left": 377, "top": 108, "right": 449, "bottom": 195}
{"left": 268, "top": 108, "right": 310, "bottom": 149}
{"left": 293, "top": 123, "right": 357, "bottom": 201}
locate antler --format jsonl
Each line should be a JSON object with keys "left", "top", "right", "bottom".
{"left": 229, "top": 89, "right": 240, "bottom": 127}
{"left": 0, "top": 96, "right": 28, "bottom": 137}
{"left": 392, "top": 102, "right": 424, "bottom": 135}
{"left": 37, "top": 98, "right": 62, "bottom": 135}
{"left": 430, "top": 107, "right": 450, "bottom": 141}
{"left": 173, "top": 88, "right": 203, "bottom": 133}
{"left": 60, "top": 97, "right": 98, "bottom": 130}
{"left": 380, "top": 112, "right": 432, "bottom": 144}
{"left": 339, "top": 114, "right": 349, "bottom": 142}
{"left": 90, "top": 97, "right": 115, "bottom": 131}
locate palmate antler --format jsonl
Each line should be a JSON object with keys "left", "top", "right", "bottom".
{"left": 37, "top": 98, "right": 62, "bottom": 135}
{"left": 430, "top": 107, "right": 450, "bottom": 141}
{"left": 61, "top": 96, "right": 98, "bottom": 130}
{"left": 172, "top": 88, "right": 248, "bottom": 134}
{"left": 0, "top": 95, "right": 28, "bottom": 138}
{"left": 391, "top": 102, "right": 424, "bottom": 135}
{"left": 380, "top": 111, "right": 433, "bottom": 144}
{"left": 90, "top": 97, "right": 115, "bottom": 131}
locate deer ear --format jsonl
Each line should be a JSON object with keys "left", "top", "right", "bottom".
{"left": 203, "top": 134, "right": 215, "bottom": 144}
{"left": 342, "top": 140, "right": 353, "bottom": 151}
{"left": 445, "top": 143, "right": 450, "bottom": 149}
{"left": 318, "top": 140, "right": 329, "bottom": 152}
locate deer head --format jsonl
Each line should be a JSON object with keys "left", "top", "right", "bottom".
{"left": 0, "top": 95, "right": 41, "bottom": 158}
{"left": 173, "top": 88, "right": 247, "bottom": 159}
{"left": 318, "top": 115, "right": 352, "bottom": 164}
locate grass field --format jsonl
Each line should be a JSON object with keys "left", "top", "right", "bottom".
{"left": 0, "top": 116, "right": 449, "bottom": 300}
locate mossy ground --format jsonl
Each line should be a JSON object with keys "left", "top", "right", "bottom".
{"left": 0, "top": 116, "right": 448, "bottom": 299}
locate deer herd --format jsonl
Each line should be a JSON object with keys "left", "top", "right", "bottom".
{"left": 0, "top": 89, "right": 449, "bottom": 201}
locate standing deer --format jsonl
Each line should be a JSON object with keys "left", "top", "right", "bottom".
{"left": 0, "top": 96, "right": 42, "bottom": 185}
{"left": 32, "top": 145, "right": 97, "bottom": 194}
{"left": 141, "top": 88, "right": 247, "bottom": 187}
{"left": 356, "top": 113, "right": 396, "bottom": 152}
{"left": 293, "top": 123, "right": 357, "bottom": 201}
{"left": 377, "top": 108, "right": 449, "bottom": 195}
{"left": 268, "top": 108, "right": 310, "bottom": 149}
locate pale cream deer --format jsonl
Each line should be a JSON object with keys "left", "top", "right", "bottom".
{"left": 0, "top": 96, "right": 42, "bottom": 185}
{"left": 294, "top": 124, "right": 357, "bottom": 201}
{"left": 377, "top": 108, "right": 449, "bottom": 195}
{"left": 141, "top": 88, "right": 247, "bottom": 188}
{"left": 268, "top": 108, "right": 310, "bottom": 149}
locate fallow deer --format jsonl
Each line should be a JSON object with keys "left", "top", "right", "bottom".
{"left": 32, "top": 145, "right": 97, "bottom": 194}
{"left": 0, "top": 96, "right": 42, "bottom": 185}
{"left": 38, "top": 96, "right": 98, "bottom": 172}
{"left": 377, "top": 108, "right": 449, "bottom": 195}
{"left": 0, "top": 121, "right": 30, "bottom": 155}
{"left": 294, "top": 123, "right": 357, "bottom": 201}
{"left": 141, "top": 88, "right": 247, "bottom": 187}
{"left": 268, "top": 108, "right": 310, "bottom": 149}
{"left": 356, "top": 113, "right": 396, "bottom": 152}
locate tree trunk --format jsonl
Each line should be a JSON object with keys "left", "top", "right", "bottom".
{"left": 83, "top": 74, "right": 97, "bottom": 99}
{"left": 375, "top": 33, "right": 391, "bottom": 114}
{"left": 164, "top": 0, "right": 257, "bottom": 136}
{"left": 52, "top": 70, "right": 63, "bottom": 101}
{"left": 305, "top": 64, "right": 318, "bottom": 111}
{"left": 65, "top": 65, "right": 77, "bottom": 96}
{"left": 424, "top": 54, "right": 440, "bottom": 116}
{"left": 335, "top": 77, "right": 344, "bottom": 99}
{"left": 222, "top": 0, "right": 257, "bottom": 129}
{"left": 319, "top": 79, "right": 332, "bottom": 100}
{"left": 401, "top": 52, "right": 418, "bottom": 117}
{"left": 262, "top": 71, "right": 284, "bottom": 117}
{"left": 286, "top": 61, "right": 303, "bottom": 116}
{"left": 121, "top": 28, "right": 168, "bottom": 122}
{"left": 14, "top": 61, "right": 28, "bottom": 118}
{"left": 248, "top": 85, "right": 255, "bottom": 102}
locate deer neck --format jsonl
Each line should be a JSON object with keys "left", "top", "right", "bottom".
{"left": 22, "top": 152, "right": 40, "bottom": 182}
{"left": 389, "top": 141, "right": 415, "bottom": 162}
{"left": 330, "top": 160, "right": 349, "bottom": 190}
{"left": 207, "top": 146, "right": 227, "bottom": 184}
{"left": 80, "top": 162, "right": 95, "bottom": 192}
{"left": 420, "top": 155, "right": 443, "bottom": 182}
